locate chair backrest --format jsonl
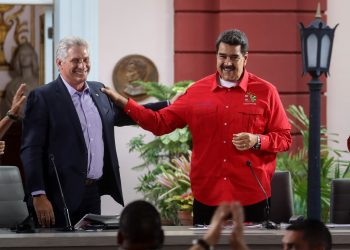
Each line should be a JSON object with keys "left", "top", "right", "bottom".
{"left": 270, "top": 171, "right": 294, "bottom": 223}
{"left": 330, "top": 178, "right": 350, "bottom": 224}
{"left": 0, "top": 165, "right": 29, "bottom": 228}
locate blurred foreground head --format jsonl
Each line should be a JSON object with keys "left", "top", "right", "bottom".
{"left": 283, "top": 219, "right": 332, "bottom": 250}
{"left": 118, "top": 200, "right": 164, "bottom": 250}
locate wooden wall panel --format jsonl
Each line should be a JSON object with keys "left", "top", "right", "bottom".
{"left": 248, "top": 54, "right": 305, "bottom": 92}
{"left": 175, "top": 0, "right": 327, "bottom": 12}
{"left": 175, "top": 13, "right": 217, "bottom": 52}
{"left": 219, "top": 13, "right": 300, "bottom": 52}
{"left": 219, "top": 0, "right": 327, "bottom": 11}
{"left": 174, "top": 0, "right": 218, "bottom": 11}
{"left": 175, "top": 13, "right": 327, "bottom": 53}
{"left": 174, "top": 53, "right": 215, "bottom": 82}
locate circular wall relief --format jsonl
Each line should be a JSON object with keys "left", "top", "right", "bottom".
{"left": 112, "top": 54, "right": 159, "bottom": 102}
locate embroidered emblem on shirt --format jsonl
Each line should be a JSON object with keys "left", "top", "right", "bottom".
{"left": 244, "top": 91, "right": 256, "bottom": 104}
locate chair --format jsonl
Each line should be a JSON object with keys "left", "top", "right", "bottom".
{"left": 0, "top": 165, "right": 29, "bottom": 228}
{"left": 270, "top": 171, "right": 294, "bottom": 223}
{"left": 330, "top": 178, "right": 350, "bottom": 224}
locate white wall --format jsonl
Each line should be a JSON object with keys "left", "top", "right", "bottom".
{"left": 98, "top": 0, "right": 174, "bottom": 214}
{"left": 327, "top": 0, "right": 350, "bottom": 161}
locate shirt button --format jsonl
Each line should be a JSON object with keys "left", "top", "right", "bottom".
{"left": 224, "top": 177, "right": 227, "bottom": 180}
{"left": 225, "top": 106, "right": 229, "bottom": 108}
{"left": 223, "top": 159, "right": 227, "bottom": 162}
{"left": 224, "top": 122, "right": 227, "bottom": 126}
{"left": 127, "top": 109, "right": 131, "bottom": 113}
{"left": 91, "top": 138, "right": 94, "bottom": 141}
{"left": 223, "top": 140, "right": 226, "bottom": 144}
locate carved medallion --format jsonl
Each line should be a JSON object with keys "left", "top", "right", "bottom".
{"left": 112, "top": 54, "right": 159, "bottom": 102}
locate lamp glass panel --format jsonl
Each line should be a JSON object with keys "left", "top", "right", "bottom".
{"left": 307, "top": 34, "right": 318, "bottom": 67}
{"left": 320, "top": 35, "right": 330, "bottom": 68}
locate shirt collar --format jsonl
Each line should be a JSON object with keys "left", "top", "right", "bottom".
{"left": 212, "top": 69, "right": 249, "bottom": 92}
{"left": 219, "top": 78, "right": 237, "bottom": 88}
{"left": 60, "top": 75, "right": 89, "bottom": 96}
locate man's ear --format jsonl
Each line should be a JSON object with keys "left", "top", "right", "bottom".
{"left": 243, "top": 52, "right": 248, "bottom": 67}
{"left": 56, "top": 58, "right": 62, "bottom": 69}
{"left": 117, "top": 231, "right": 124, "bottom": 245}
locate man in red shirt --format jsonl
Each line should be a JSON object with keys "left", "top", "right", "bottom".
{"left": 102, "top": 29, "right": 292, "bottom": 225}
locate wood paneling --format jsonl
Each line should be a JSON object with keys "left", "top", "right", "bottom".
{"left": 174, "top": 13, "right": 218, "bottom": 52}
{"left": 175, "top": 0, "right": 327, "bottom": 12}
{"left": 175, "top": 13, "right": 328, "bottom": 53}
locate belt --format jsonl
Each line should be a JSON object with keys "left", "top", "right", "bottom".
{"left": 85, "top": 178, "right": 98, "bottom": 186}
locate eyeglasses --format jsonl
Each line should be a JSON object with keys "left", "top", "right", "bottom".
{"left": 217, "top": 53, "right": 243, "bottom": 62}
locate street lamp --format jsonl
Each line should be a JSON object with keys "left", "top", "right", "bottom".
{"left": 299, "top": 3, "right": 338, "bottom": 220}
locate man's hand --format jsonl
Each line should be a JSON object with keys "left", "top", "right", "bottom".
{"left": 232, "top": 132, "right": 258, "bottom": 151}
{"left": 33, "top": 195, "right": 55, "bottom": 227}
{"left": 10, "top": 83, "right": 26, "bottom": 116}
{"left": 0, "top": 141, "right": 4, "bottom": 155}
{"left": 101, "top": 87, "right": 128, "bottom": 107}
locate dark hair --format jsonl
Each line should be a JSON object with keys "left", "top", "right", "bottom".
{"left": 286, "top": 219, "right": 332, "bottom": 250}
{"left": 119, "top": 200, "right": 163, "bottom": 247}
{"left": 215, "top": 29, "right": 249, "bottom": 54}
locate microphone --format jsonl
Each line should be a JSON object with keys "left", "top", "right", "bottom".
{"left": 246, "top": 160, "right": 278, "bottom": 229}
{"left": 49, "top": 154, "right": 74, "bottom": 231}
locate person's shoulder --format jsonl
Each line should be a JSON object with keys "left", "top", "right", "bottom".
{"left": 27, "top": 79, "right": 61, "bottom": 99}
{"left": 197, "top": 73, "right": 216, "bottom": 84}
{"left": 188, "top": 73, "right": 216, "bottom": 89}
{"left": 87, "top": 81, "right": 104, "bottom": 88}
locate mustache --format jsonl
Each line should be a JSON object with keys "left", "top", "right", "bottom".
{"left": 221, "top": 64, "right": 235, "bottom": 71}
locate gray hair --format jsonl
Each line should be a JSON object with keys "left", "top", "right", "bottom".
{"left": 56, "top": 36, "right": 89, "bottom": 61}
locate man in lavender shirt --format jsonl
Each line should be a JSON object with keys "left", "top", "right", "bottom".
{"left": 21, "top": 36, "right": 168, "bottom": 228}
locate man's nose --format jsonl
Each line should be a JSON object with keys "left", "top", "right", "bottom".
{"left": 224, "top": 60, "right": 233, "bottom": 66}
{"left": 224, "top": 57, "right": 233, "bottom": 64}
{"left": 76, "top": 61, "right": 87, "bottom": 67}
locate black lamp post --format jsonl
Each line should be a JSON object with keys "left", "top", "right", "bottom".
{"left": 299, "top": 3, "right": 338, "bottom": 220}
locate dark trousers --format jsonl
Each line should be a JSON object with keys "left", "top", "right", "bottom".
{"left": 55, "top": 183, "right": 101, "bottom": 228}
{"left": 193, "top": 198, "right": 269, "bottom": 225}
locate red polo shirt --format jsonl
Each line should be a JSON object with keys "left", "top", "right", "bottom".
{"left": 125, "top": 70, "right": 291, "bottom": 206}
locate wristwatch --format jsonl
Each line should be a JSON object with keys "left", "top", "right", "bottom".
{"left": 253, "top": 134, "right": 261, "bottom": 150}
{"left": 6, "top": 110, "right": 21, "bottom": 122}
